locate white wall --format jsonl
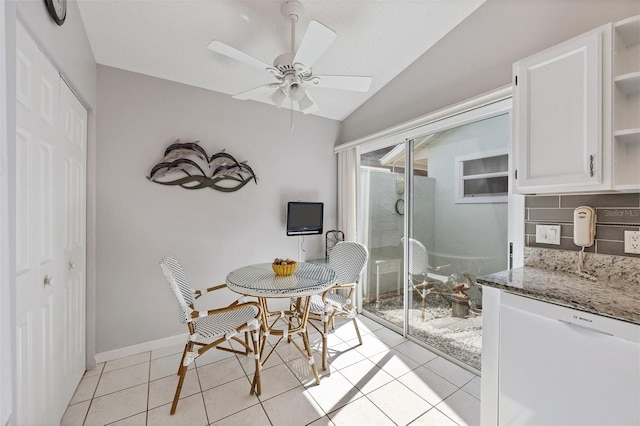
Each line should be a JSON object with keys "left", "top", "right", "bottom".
{"left": 95, "top": 66, "right": 340, "bottom": 354}
{"left": 2, "top": 0, "right": 97, "bottom": 421}
{"left": 340, "top": 0, "right": 640, "bottom": 143}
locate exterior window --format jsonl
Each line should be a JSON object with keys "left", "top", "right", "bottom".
{"left": 455, "top": 149, "right": 508, "bottom": 203}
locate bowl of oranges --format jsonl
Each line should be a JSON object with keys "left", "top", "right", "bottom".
{"left": 272, "top": 258, "right": 297, "bottom": 276}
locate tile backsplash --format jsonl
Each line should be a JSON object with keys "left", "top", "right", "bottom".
{"left": 525, "top": 193, "right": 640, "bottom": 258}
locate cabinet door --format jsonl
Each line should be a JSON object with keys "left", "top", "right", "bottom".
{"left": 513, "top": 27, "right": 610, "bottom": 193}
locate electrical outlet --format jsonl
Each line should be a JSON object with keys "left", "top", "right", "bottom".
{"left": 624, "top": 230, "right": 640, "bottom": 254}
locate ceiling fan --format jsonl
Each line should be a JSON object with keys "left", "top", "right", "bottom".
{"left": 207, "top": 1, "right": 372, "bottom": 115}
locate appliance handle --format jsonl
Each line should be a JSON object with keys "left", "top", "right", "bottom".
{"left": 558, "top": 319, "right": 613, "bottom": 337}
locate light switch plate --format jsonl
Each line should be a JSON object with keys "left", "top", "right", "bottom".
{"left": 624, "top": 230, "right": 640, "bottom": 254}
{"left": 536, "top": 225, "right": 561, "bottom": 245}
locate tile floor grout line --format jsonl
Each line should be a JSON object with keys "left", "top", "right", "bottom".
{"left": 432, "top": 401, "right": 465, "bottom": 426}
{"left": 81, "top": 363, "right": 104, "bottom": 426}
{"left": 68, "top": 316, "right": 480, "bottom": 426}
{"left": 145, "top": 353, "right": 151, "bottom": 426}
{"left": 194, "top": 354, "right": 210, "bottom": 425}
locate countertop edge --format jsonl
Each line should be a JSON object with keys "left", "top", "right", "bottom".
{"left": 478, "top": 268, "right": 640, "bottom": 326}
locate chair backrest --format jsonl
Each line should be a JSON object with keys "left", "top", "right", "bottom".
{"left": 328, "top": 241, "right": 369, "bottom": 285}
{"left": 160, "top": 255, "right": 194, "bottom": 323}
{"left": 325, "top": 230, "right": 345, "bottom": 261}
{"left": 405, "top": 237, "right": 428, "bottom": 276}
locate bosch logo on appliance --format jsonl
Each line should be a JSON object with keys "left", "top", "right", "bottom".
{"left": 573, "top": 314, "right": 593, "bottom": 323}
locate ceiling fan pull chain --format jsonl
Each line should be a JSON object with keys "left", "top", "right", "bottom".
{"left": 290, "top": 99, "right": 295, "bottom": 132}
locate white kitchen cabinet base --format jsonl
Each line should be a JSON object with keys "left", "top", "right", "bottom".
{"left": 482, "top": 288, "right": 640, "bottom": 425}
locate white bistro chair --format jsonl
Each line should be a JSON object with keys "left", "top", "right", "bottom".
{"left": 160, "top": 255, "right": 262, "bottom": 414}
{"left": 404, "top": 237, "right": 449, "bottom": 320}
{"left": 305, "top": 241, "right": 369, "bottom": 370}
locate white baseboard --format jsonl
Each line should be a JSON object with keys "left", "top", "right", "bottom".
{"left": 95, "top": 333, "right": 188, "bottom": 364}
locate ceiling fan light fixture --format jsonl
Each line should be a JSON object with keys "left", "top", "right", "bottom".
{"left": 287, "top": 81, "right": 305, "bottom": 101}
{"left": 298, "top": 91, "right": 317, "bottom": 114}
{"left": 269, "top": 88, "right": 287, "bottom": 108}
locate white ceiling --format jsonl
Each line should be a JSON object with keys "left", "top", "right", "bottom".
{"left": 77, "top": 0, "right": 485, "bottom": 121}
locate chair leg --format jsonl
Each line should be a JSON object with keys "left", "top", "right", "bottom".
{"left": 170, "top": 343, "right": 191, "bottom": 415}
{"left": 421, "top": 294, "right": 426, "bottom": 321}
{"left": 177, "top": 341, "right": 190, "bottom": 376}
{"left": 250, "top": 329, "right": 261, "bottom": 396}
{"left": 302, "top": 330, "right": 320, "bottom": 385}
{"left": 322, "top": 319, "right": 329, "bottom": 371}
{"left": 352, "top": 317, "right": 363, "bottom": 346}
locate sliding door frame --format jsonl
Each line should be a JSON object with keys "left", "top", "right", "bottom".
{"left": 350, "top": 89, "right": 524, "bottom": 372}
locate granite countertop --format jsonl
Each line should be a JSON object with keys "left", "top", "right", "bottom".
{"left": 478, "top": 267, "right": 640, "bottom": 325}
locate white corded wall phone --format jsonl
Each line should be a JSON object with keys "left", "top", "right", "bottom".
{"left": 573, "top": 206, "right": 597, "bottom": 280}
{"left": 573, "top": 206, "right": 597, "bottom": 247}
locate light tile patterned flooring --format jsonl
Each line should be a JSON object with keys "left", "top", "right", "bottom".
{"left": 62, "top": 316, "right": 480, "bottom": 425}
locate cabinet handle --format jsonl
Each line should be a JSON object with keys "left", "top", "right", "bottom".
{"left": 43, "top": 275, "right": 52, "bottom": 287}
{"left": 558, "top": 319, "right": 612, "bottom": 336}
{"left": 589, "top": 155, "right": 594, "bottom": 177}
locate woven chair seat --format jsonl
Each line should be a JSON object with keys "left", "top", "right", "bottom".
{"left": 160, "top": 255, "right": 262, "bottom": 415}
{"left": 193, "top": 305, "right": 260, "bottom": 339}
{"left": 308, "top": 293, "right": 350, "bottom": 314}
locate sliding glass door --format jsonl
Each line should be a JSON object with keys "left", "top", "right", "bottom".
{"left": 359, "top": 143, "right": 406, "bottom": 332}
{"left": 358, "top": 106, "right": 510, "bottom": 371}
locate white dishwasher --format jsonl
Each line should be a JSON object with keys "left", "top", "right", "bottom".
{"left": 499, "top": 292, "right": 640, "bottom": 426}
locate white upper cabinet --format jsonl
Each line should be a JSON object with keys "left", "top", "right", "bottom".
{"left": 512, "top": 24, "right": 612, "bottom": 194}
{"left": 612, "top": 16, "right": 640, "bottom": 190}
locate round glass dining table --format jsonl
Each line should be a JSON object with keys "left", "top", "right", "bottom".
{"left": 226, "top": 262, "right": 337, "bottom": 392}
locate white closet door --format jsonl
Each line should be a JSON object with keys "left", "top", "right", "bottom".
{"left": 59, "top": 78, "right": 87, "bottom": 405}
{"left": 15, "top": 22, "right": 87, "bottom": 424}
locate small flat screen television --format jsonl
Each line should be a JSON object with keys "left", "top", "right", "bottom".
{"left": 286, "top": 202, "right": 324, "bottom": 236}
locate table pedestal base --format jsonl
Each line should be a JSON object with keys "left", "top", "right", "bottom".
{"left": 251, "top": 296, "right": 320, "bottom": 395}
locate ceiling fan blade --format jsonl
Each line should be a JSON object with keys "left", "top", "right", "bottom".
{"left": 313, "top": 75, "right": 372, "bottom": 92}
{"left": 292, "top": 20, "right": 337, "bottom": 69}
{"left": 207, "top": 40, "right": 272, "bottom": 71}
{"left": 232, "top": 84, "right": 278, "bottom": 101}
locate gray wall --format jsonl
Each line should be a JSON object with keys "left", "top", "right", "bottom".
{"left": 95, "top": 66, "right": 340, "bottom": 353}
{"left": 340, "top": 0, "right": 640, "bottom": 143}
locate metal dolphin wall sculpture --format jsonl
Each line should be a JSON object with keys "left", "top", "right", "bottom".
{"left": 147, "top": 139, "right": 257, "bottom": 192}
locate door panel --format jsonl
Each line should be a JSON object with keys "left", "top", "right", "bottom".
{"left": 15, "top": 129, "right": 31, "bottom": 274}
{"left": 15, "top": 22, "right": 60, "bottom": 424}
{"left": 60, "top": 80, "right": 87, "bottom": 401}
{"left": 15, "top": 22, "right": 87, "bottom": 424}
{"left": 358, "top": 112, "right": 510, "bottom": 371}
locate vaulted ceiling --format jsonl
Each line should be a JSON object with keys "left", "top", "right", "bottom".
{"left": 78, "top": 0, "right": 485, "bottom": 121}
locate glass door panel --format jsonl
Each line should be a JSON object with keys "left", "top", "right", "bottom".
{"left": 407, "top": 114, "right": 509, "bottom": 370}
{"left": 359, "top": 144, "right": 406, "bottom": 331}
{"left": 357, "top": 110, "right": 510, "bottom": 371}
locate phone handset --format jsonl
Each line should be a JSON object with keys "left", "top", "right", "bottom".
{"left": 573, "top": 206, "right": 597, "bottom": 281}
{"left": 573, "top": 206, "right": 596, "bottom": 247}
